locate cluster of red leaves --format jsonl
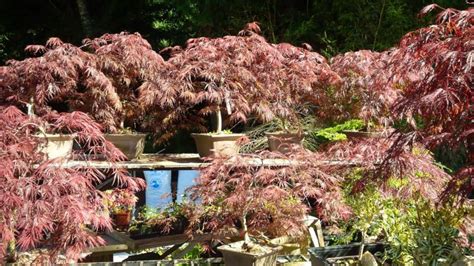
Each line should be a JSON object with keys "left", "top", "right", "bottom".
{"left": 141, "top": 23, "right": 341, "bottom": 143}
{"left": 0, "top": 32, "right": 166, "bottom": 132}
{"left": 186, "top": 149, "right": 350, "bottom": 240}
{"left": 0, "top": 106, "right": 144, "bottom": 262}
{"left": 388, "top": 6, "right": 473, "bottom": 198}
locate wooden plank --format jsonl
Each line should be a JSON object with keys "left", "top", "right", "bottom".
{"left": 88, "top": 243, "right": 129, "bottom": 253}
{"left": 314, "top": 220, "right": 325, "bottom": 247}
{"left": 132, "top": 233, "right": 221, "bottom": 250}
{"left": 157, "top": 243, "right": 184, "bottom": 260}
{"left": 172, "top": 243, "right": 196, "bottom": 259}
{"left": 43, "top": 155, "right": 364, "bottom": 170}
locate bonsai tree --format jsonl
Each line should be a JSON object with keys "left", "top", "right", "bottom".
{"left": 141, "top": 23, "right": 341, "bottom": 144}
{"left": 82, "top": 32, "right": 169, "bottom": 132}
{"left": 0, "top": 106, "right": 145, "bottom": 262}
{"left": 0, "top": 32, "right": 167, "bottom": 133}
{"left": 186, "top": 149, "right": 350, "bottom": 248}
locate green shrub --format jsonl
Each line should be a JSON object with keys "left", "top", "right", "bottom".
{"left": 337, "top": 169, "right": 470, "bottom": 265}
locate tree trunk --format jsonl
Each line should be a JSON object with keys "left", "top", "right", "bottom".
{"left": 215, "top": 109, "right": 222, "bottom": 133}
{"left": 76, "top": 0, "right": 93, "bottom": 36}
{"left": 242, "top": 215, "right": 251, "bottom": 244}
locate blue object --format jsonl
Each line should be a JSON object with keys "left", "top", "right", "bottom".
{"left": 177, "top": 170, "right": 199, "bottom": 203}
{"left": 144, "top": 170, "right": 172, "bottom": 209}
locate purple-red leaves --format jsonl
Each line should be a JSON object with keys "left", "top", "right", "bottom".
{"left": 186, "top": 149, "right": 350, "bottom": 240}
{"left": 0, "top": 106, "right": 144, "bottom": 262}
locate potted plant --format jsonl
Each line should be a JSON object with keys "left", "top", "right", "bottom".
{"left": 104, "top": 189, "right": 139, "bottom": 231}
{"left": 82, "top": 32, "right": 169, "bottom": 159}
{"left": 0, "top": 106, "right": 145, "bottom": 263}
{"left": 187, "top": 149, "right": 350, "bottom": 266}
{"left": 140, "top": 23, "right": 341, "bottom": 156}
{"left": 1, "top": 33, "right": 167, "bottom": 159}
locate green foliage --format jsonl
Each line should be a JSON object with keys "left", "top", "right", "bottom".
{"left": 1, "top": 0, "right": 470, "bottom": 65}
{"left": 181, "top": 244, "right": 204, "bottom": 260}
{"left": 337, "top": 169, "right": 470, "bottom": 265}
{"left": 303, "top": 119, "right": 365, "bottom": 149}
{"left": 129, "top": 201, "right": 190, "bottom": 235}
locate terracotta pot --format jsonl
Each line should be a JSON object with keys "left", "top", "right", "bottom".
{"left": 36, "top": 134, "right": 75, "bottom": 159}
{"left": 192, "top": 133, "right": 245, "bottom": 157}
{"left": 104, "top": 133, "right": 146, "bottom": 160}
{"left": 112, "top": 212, "right": 132, "bottom": 231}
{"left": 266, "top": 132, "right": 304, "bottom": 153}
{"left": 218, "top": 240, "right": 283, "bottom": 266}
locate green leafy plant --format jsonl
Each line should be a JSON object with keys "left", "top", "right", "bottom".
{"left": 129, "top": 201, "right": 191, "bottom": 236}
{"left": 310, "top": 119, "right": 365, "bottom": 142}
{"left": 338, "top": 169, "right": 471, "bottom": 264}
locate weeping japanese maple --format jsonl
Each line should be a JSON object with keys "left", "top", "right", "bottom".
{"left": 0, "top": 106, "right": 145, "bottom": 262}
{"left": 140, "top": 23, "right": 341, "bottom": 143}
{"left": 387, "top": 6, "right": 473, "bottom": 198}
{"left": 0, "top": 32, "right": 167, "bottom": 132}
{"left": 186, "top": 149, "right": 351, "bottom": 244}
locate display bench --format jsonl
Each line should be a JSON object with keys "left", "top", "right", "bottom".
{"left": 71, "top": 154, "right": 360, "bottom": 262}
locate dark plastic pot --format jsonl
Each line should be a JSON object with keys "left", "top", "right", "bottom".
{"left": 129, "top": 217, "right": 188, "bottom": 239}
{"left": 309, "top": 243, "right": 387, "bottom": 266}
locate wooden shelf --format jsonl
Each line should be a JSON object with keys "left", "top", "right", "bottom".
{"left": 45, "top": 153, "right": 363, "bottom": 170}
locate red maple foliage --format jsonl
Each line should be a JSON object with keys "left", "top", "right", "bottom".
{"left": 387, "top": 6, "right": 473, "bottom": 198}
{"left": 186, "top": 149, "right": 350, "bottom": 243}
{"left": 330, "top": 50, "right": 399, "bottom": 126}
{"left": 0, "top": 32, "right": 166, "bottom": 133}
{"left": 0, "top": 106, "right": 145, "bottom": 262}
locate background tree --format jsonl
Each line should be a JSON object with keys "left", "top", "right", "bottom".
{"left": 0, "top": 0, "right": 469, "bottom": 64}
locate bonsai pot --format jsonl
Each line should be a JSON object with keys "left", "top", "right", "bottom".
{"left": 309, "top": 243, "right": 386, "bottom": 266}
{"left": 104, "top": 133, "right": 146, "bottom": 160}
{"left": 218, "top": 240, "right": 283, "bottom": 266}
{"left": 266, "top": 132, "right": 304, "bottom": 153}
{"left": 341, "top": 130, "right": 383, "bottom": 140}
{"left": 192, "top": 133, "right": 244, "bottom": 157}
{"left": 112, "top": 211, "right": 132, "bottom": 231}
{"left": 37, "top": 134, "right": 75, "bottom": 159}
